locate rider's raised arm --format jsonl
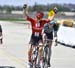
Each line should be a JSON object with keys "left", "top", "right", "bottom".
{"left": 48, "top": 7, "right": 58, "bottom": 22}
{"left": 43, "top": 10, "right": 56, "bottom": 24}
{"left": 23, "top": 4, "right": 28, "bottom": 17}
{"left": 23, "top": 4, "right": 34, "bottom": 22}
{"left": 48, "top": 13, "right": 55, "bottom": 21}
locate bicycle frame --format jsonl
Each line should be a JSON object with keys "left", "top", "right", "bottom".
{"left": 30, "top": 39, "right": 60, "bottom": 68}
{"left": 42, "top": 39, "right": 51, "bottom": 68}
{"left": 31, "top": 44, "right": 40, "bottom": 68}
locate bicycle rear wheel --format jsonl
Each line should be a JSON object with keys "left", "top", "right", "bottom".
{"left": 42, "top": 45, "right": 49, "bottom": 68}
{"left": 31, "top": 46, "right": 41, "bottom": 68}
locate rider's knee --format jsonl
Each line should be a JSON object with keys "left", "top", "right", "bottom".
{"left": 48, "top": 44, "right": 52, "bottom": 48}
{"left": 48, "top": 42, "right": 53, "bottom": 48}
{"left": 42, "top": 33, "right": 46, "bottom": 40}
{"left": 28, "top": 45, "right": 34, "bottom": 54}
{"left": 39, "top": 45, "right": 43, "bottom": 52}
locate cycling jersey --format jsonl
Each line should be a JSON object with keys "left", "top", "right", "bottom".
{"left": 44, "top": 20, "right": 57, "bottom": 33}
{"left": 27, "top": 16, "right": 50, "bottom": 36}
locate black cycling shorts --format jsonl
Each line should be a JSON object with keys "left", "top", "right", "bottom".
{"left": 44, "top": 32, "right": 53, "bottom": 40}
{"left": 29, "top": 34, "right": 42, "bottom": 46}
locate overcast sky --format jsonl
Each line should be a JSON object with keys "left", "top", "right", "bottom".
{"left": 0, "top": 0, "right": 75, "bottom": 6}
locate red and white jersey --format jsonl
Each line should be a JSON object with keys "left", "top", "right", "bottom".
{"left": 27, "top": 16, "right": 50, "bottom": 36}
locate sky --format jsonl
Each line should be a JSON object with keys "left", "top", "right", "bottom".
{"left": 0, "top": 0, "right": 75, "bottom": 6}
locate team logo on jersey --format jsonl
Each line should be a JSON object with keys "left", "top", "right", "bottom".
{"left": 36, "top": 22, "right": 40, "bottom": 27}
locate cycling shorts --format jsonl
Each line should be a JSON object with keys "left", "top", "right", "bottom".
{"left": 44, "top": 32, "right": 53, "bottom": 40}
{"left": 29, "top": 34, "right": 42, "bottom": 46}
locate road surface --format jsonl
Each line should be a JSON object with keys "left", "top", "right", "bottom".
{"left": 0, "top": 21, "right": 75, "bottom": 68}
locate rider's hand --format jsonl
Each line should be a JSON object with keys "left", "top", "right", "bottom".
{"left": 54, "top": 37, "right": 58, "bottom": 46}
{"left": 23, "top": 4, "right": 28, "bottom": 17}
{"left": 23, "top": 4, "right": 27, "bottom": 9}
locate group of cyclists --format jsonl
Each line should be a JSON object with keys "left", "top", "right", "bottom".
{"left": 23, "top": 4, "right": 60, "bottom": 68}
{"left": 0, "top": 3, "right": 74, "bottom": 68}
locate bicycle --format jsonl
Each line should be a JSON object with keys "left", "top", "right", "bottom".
{"left": 42, "top": 39, "right": 52, "bottom": 68}
{"left": 42, "top": 38, "right": 58, "bottom": 68}
{"left": 30, "top": 43, "right": 42, "bottom": 68}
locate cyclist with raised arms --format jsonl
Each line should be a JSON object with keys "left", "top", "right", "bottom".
{"left": 42, "top": 7, "right": 60, "bottom": 67}
{"left": 23, "top": 4, "right": 55, "bottom": 67}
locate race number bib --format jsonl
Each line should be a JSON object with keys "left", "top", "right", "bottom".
{"left": 34, "top": 32, "right": 39, "bottom": 36}
{"left": 36, "top": 22, "right": 40, "bottom": 27}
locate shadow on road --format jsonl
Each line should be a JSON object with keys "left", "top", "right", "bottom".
{"left": 57, "top": 41, "right": 75, "bottom": 49}
{"left": 0, "top": 66, "right": 15, "bottom": 68}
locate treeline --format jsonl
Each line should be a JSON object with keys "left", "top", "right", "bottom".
{"left": 0, "top": 3, "right": 75, "bottom": 12}
{"left": 28, "top": 3, "right": 75, "bottom": 12}
{"left": 0, "top": 5, "right": 22, "bottom": 12}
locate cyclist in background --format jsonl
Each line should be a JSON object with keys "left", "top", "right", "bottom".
{"left": 23, "top": 4, "right": 55, "bottom": 67}
{"left": 0, "top": 24, "right": 3, "bottom": 44}
{"left": 42, "top": 7, "right": 60, "bottom": 67}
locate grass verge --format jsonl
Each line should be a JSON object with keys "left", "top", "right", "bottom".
{"left": 0, "top": 18, "right": 25, "bottom": 21}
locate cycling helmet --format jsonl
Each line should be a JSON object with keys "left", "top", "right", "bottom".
{"left": 36, "top": 12, "right": 44, "bottom": 19}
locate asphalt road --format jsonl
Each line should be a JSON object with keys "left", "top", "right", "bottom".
{"left": 0, "top": 21, "right": 75, "bottom": 68}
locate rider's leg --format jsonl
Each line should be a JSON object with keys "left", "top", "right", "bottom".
{"left": 46, "top": 32, "right": 53, "bottom": 67}
{"left": 39, "top": 43, "right": 43, "bottom": 61}
{"left": 42, "top": 33, "right": 47, "bottom": 44}
{"left": 28, "top": 45, "right": 34, "bottom": 62}
{"left": 47, "top": 41, "right": 52, "bottom": 67}
{"left": 37, "top": 43, "right": 43, "bottom": 68}
{"left": 28, "top": 34, "right": 35, "bottom": 63}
